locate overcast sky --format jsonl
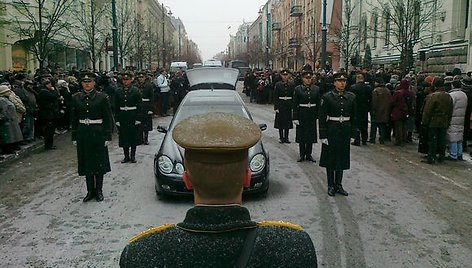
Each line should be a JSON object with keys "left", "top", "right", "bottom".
{"left": 159, "top": 0, "right": 267, "bottom": 61}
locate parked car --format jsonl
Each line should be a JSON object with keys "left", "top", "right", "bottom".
{"left": 154, "top": 69, "right": 269, "bottom": 197}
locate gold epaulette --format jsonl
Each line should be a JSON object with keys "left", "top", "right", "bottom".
{"left": 129, "top": 224, "right": 175, "bottom": 243}
{"left": 257, "top": 220, "right": 304, "bottom": 231}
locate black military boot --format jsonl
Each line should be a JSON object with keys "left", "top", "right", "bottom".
{"left": 95, "top": 175, "right": 104, "bottom": 202}
{"left": 121, "top": 147, "right": 130, "bottom": 163}
{"left": 283, "top": 129, "right": 290, "bottom": 143}
{"left": 305, "top": 143, "right": 316, "bottom": 162}
{"left": 327, "top": 168, "right": 335, "bottom": 196}
{"left": 279, "top": 129, "right": 284, "bottom": 143}
{"left": 143, "top": 132, "right": 149, "bottom": 145}
{"left": 297, "top": 144, "right": 305, "bottom": 162}
{"left": 335, "top": 170, "right": 348, "bottom": 196}
{"left": 83, "top": 176, "right": 95, "bottom": 202}
{"left": 130, "top": 146, "right": 137, "bottom": 163}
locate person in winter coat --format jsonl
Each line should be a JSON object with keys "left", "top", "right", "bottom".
{"left": 446, "top": 77, "right": 468, "bottom": 160}
{"left": 421, "top": 77, "right": 453, "bottom": 164}
{"left": 37, "top": 78, "right": 60, "bottom": 150}
{"left": 135, "top": 71, "right": 154, "bottom": 145}
{"left": 71, "top": 71, "right": 113, "bottom": 202}
{"left": 273, "top": 69, "right": 294, "bottom": 143}
{"left": 461, "top": 77, "right": 472, "bottom": 155}
{"left": 369, "top": 77, "right": 391, "bottom": 144}
{"left": 21, "top": 80, "right": 38, "bottom": 143}
{"left": 293, "top": 70, "right": 320, "bottom": 162}
{"left": 0, "top": 85, "right": 23, "bottom": 154}
{"left": 319, "top": 73, "right": 357, "bottom": 197}
{"left": 115, "top": 72, "right": 143, "bottom": 163}
{"left": 390, "top": 79, "right": 413, "bottom": 146}
{"left": 348, "top": 73, "right": 372, "bottom": 146}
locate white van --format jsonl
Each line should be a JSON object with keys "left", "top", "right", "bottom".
{"left": 203, "top": 59, "right": 223, "bottom": 67}
{"left": 170, "top": 61, "right": 188, "bottom": 73}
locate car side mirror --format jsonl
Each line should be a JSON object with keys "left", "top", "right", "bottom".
{"left": 259, "top": 123, "right": 267, "bottom": 131}
{"left": 157, "top": 125, "right": 168, "bottom": 133}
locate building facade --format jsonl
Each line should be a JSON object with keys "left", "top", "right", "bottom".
{"left": 351, "top": 0, "right": 472, "bottom": 74}
{"left": 229, "top": 0, "right": 342, "bottom": 72}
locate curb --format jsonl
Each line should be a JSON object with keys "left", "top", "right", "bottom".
{"left": 0, "top": 139, "right": 46, "bottom": 167}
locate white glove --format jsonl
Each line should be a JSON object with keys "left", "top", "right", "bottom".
{"left": 115, "top": 122, "right": 120, "bottom": 127}
{"left": 104, "top": 141, "right": 110, "bottom": 147}
{"left": 293, "top": 120, "right": 299, "bottom": 125}
{"left": 135, "top": 121, "right": 141, "bottom": 125}
{"left": 147, "top": 111, "right": 153, "bottom": 115}
{"left": 321, "top": 139, "right": 328, "bottom": 145}
{"left": 275, "top": 109, "right": 279, "bottom": 113}
{"left": 72, "top": 141, "right": 77, "bottom": 146}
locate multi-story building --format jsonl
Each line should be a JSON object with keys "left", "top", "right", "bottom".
{"left": 0, "top": 0, "right": 197, "bottom": 72}
{"left": 0, "top": 0, "right": 95, "bottom": 72}
{"left": 228, "top": 22, "right": 252, "bottom": 63}
{"left": 228, "top": 0, "right": 344, "bottom": 72}
{"left": 352, "top": 0, "right": 472, "bottom": 74}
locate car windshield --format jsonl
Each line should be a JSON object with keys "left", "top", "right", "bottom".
{"left": 171, "top": 105, "right": 250, "bottom": 130}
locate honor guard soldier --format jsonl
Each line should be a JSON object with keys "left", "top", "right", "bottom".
{"left": 120, "top": 112, "right": 318, "bottom": 268}
{"left": 70, "top": 71, "right": 113, "bottom": 202}
{"left": 319, "top": 72, "right": 357, "bottom": 196}
{"left": 293, "top": 70, "right": 321, "bottom": 162}
{"left": 273, "top": 69, "right": 295, "bottom": 143}
{"left": 115, "top": 72, "right": 143, "bottom": 163}
{"left": 135, "top": 71, "right": 154, "bottom": 145}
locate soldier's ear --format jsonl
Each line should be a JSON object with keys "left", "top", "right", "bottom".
{"left": 183, "top": 171, "right": 193, "bottom": 190}
{"left": 243, "top": 168, "right": 251, "bottom": 188}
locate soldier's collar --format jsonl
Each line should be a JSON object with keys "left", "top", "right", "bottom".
{"left": 177, "top": 205, "right": 256, "bottom": 233}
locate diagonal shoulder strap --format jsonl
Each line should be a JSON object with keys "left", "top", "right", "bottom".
{"left": 235, "top": 227, "right": 258, "bottom": 268}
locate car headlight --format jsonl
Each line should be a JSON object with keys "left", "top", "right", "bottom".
{"left": 249, "top": 153, "right": 265, "bottom": 173}
{"left": 175, "top": 163, "right": 185, "bottom": 175}
{"left": 158, "top": 155, "right": 173, "bottom": 174}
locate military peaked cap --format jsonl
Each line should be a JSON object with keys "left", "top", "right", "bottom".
{"left": 172, "top": 112, "right": 261, "bottom": 163}
{"left": 333, "top": 72, "right": 348, "bottom": 81}
{"left": 301, "top": 69, "right": 313, "bottom": 78}
{"left": 80, "top": 71, "right": 96, "bottom": 82}
{"left": 280, "top": 69, "right": 291, "bottom": 75}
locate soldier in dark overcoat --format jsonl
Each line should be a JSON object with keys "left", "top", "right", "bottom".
{"left": 115, "top": 72, "right": 143, "bottom": 163}
{"left": 120, "top": 112, "right": 318, "bottom": 267}
{"left": 273, "top": 69, "right": 294, "bottom": 143}
{"left": 70, "top": 71, "right": 113, "bottom": 202}
{"left": 319, "top": 73, "right": 357, "bottom": 197}
{"left": 135, "top": 72, "right": 154, "bottom": 145}
{"left": 293, "top": 70, "right": 321, "bottom": 162}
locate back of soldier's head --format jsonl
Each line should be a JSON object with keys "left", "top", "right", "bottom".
{"left": 173, "top": 112, "right": 261, "bottom": 202}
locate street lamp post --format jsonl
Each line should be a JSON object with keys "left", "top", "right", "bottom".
{"left": 111, "top": 0, "right": 119, "bottom": 71}
{"left": 321, "top": 0, "right": 327, "bottom": 71}
{"left": 161, "top": 4, "right": 172, "bottom": 69}
{"left": 178, "top": 24, "right": 181, "bottom": 61}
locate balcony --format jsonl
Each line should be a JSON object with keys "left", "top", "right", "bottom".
{"left": 288, "top": 38, "right": 300, "bottom": 48}
{"left": 290, "top": 5, "right": 303, "bottom": 17}
{"left": 272, "top": 22, "right": 281, "bottom": 31}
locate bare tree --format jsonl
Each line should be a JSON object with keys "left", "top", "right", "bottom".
{"left": 67, "top": 0, "right": 111, "bottom": 71}
{"left": 332, "top": 0, "right": 360, "bottom": 70}
{"left": 11, "top": 0, "right": 73, "bottom": 69}
{"left": 371, "top": 0, "right": 441, "bottom": 74}
{"left": 116, "top": 0, "right": 138, "bottom": 66}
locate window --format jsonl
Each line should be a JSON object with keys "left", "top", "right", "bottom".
{"left": 384, "top": 10, "right": 390, "bottom": 46}
{"left": 373, "top": 13, "right": 378, "bottom": 48}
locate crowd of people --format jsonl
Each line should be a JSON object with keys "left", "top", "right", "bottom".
{"left": 244, "top": 66, "right": 472, "bottom": 164}
{"left": 0, "top": 67, "right": 190, "bottom": 158}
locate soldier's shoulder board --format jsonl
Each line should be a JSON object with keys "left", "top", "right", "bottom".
{"left": 129, "top": 224, "right": 175, "bottom": 243}
{"left": 257, "top": 220, "right": 304, "bottom": 231}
